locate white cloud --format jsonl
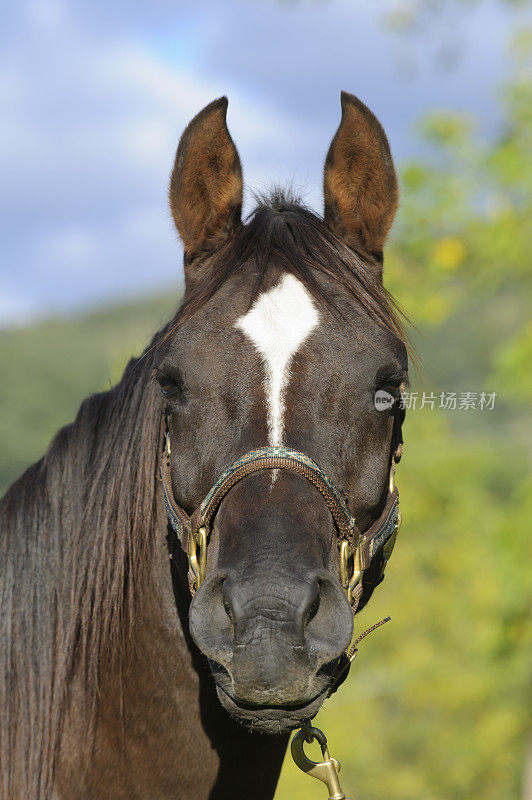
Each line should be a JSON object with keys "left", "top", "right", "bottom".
{"left": 0, "top": 0, "right": 518, "bottom": 323}
{"left": 0, "top": 8, "right": 306, "bottom": 321}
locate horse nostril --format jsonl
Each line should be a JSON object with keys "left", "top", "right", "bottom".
{"left": 223, "top": 595, "right": 234, "bottom": 623}
{"left": 304, "top": 594, "right": 320, "bottom": 628}
{"left": 304, "top": 574, "right": 354, "bottom": 663}
{"left": 222, "top": 580, "right": 237, "bottom": 627}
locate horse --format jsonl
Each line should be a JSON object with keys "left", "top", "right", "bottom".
{"left": 0, "top": 91, "right": 408, "bottom": 799}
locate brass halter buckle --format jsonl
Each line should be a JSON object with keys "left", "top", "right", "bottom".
{"left": 188, "top": 525, "right": 208, "bottom": 591}
{"left": 337, "top": 463, "right": 399, "bottom": 607}
{"left": 291, "top": 725, "right": 350, "bottom": 800}
{"left": 339, "top": 537, "right": 365, "bottom": 605}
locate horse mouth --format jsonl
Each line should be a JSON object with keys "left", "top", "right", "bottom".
{"left": 215, "top": 682, "right": 329, "bottom": 734}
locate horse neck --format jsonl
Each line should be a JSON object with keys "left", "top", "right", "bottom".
{"left": 58, "top": 497, "right": 288, "bottom": 799}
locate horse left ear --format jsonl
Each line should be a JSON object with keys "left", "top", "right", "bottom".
{"left": 169, "top": 96, "right": 243, "bottom": 260}
{"left": 323, "top": 91, "right": 398, "bottom": 277}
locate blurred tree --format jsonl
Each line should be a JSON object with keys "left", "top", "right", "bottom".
{"left": 388, "top": 32, "right": 532, "bottom": 430}
{"left": 384, "top": 0, "right": 529, "bottom": 33}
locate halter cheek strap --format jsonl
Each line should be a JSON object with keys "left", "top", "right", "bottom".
{"left": 159, "top": 428, "right": 402, "bottom": 615}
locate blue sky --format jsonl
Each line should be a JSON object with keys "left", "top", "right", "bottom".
{"left": 0, "top": 0, "right": 523, "bottom": 324}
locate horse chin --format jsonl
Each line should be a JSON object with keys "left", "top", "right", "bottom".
{"left": 215, "top": 682, "right": 329, "bottom": 735}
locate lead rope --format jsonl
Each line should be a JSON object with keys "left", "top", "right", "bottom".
{"left": 291, "top": 616, "right": 392, "bottom": 799}
{"left": 328, "top": 615, "right": 392, "bottom": 696}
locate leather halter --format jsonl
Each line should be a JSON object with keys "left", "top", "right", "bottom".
{"left": 159, "top": 421, "right": 402, "bottom": 616}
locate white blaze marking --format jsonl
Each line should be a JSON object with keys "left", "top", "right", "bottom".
{"left": 235, "top": 274, "right": 320, "bottom": 446}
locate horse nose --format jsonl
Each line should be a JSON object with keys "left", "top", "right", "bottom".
{"left": 222, "top": 574, "right": 320, "bottom": 647}
{"left": 189, "top": 569, "right": 353, "bottom": 701}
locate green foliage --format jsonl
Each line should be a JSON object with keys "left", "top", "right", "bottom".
{"left": 0, "top": 294, "right": 176, "bottom": 494}
{"left": 383, "top": 0, "right": 529, "bottom": 34}
{"left": 276, "top": 39, "right": 532, "bottom": 800}
{"left": 277, "top": 414, "right": 532, "bottom": 799}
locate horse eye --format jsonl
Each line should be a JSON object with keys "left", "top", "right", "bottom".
{"left": 155, "top": 368, "right": 184, "bottom": 398}
{"left": 376, "top": 369, "right": 407, "bottom": 395}
{"left": 373, "top": 370, "right": 407, "bottom": 411}
{"left": 381, "top": 380, "right": 401, "bottom": 397}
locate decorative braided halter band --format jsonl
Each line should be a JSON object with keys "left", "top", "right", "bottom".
{"left": 159, "top": 431, "right": 401, "bottom": 614}
{"left": 160, "top": 428, "right": 402, "bottom": 695}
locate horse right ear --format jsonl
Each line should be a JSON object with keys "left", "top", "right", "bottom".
{"left": 323, "top": 91, "right": 398, "bottom": 277}
{"left": 169, "top": 97, "right": 243, "bottom": 260}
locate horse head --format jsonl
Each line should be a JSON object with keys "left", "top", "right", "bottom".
{"left": 156, "top": 94, "right": 407, "bottom": 734}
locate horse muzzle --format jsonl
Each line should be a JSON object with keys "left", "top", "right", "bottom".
{"left": 189, "top": 569, "right": 353, "bottom": 732}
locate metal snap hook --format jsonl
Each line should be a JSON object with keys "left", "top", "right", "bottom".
{"left": 291, "top": 725, "right": 351, "bottom": 800}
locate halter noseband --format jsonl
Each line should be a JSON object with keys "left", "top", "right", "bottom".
{"left": 159, "top": 424, "right": 402, "bottom": 616}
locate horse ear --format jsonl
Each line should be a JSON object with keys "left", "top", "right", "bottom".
{"left": 323, "top": 91, "right": 398, "bottom": 277}
{"left": 169, "top": 97, "right": 243, "bottom": 259}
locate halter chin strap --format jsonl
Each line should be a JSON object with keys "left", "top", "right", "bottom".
{"left": 159, "top": 426, "right": 402, "bottom": 617}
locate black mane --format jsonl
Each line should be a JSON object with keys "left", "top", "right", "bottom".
{"left": 0, "top": 337, "right": 164, "bottom": 797}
